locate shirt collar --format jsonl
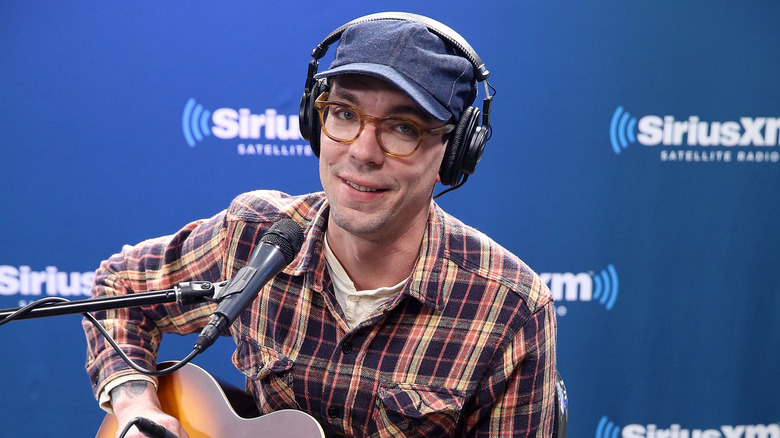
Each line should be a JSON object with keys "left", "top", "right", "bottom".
{"left": 284, "top": 194, "right": 329, "bottom": 288}
{"left": 403, "top": 201, "right": 451, "bottom": 312}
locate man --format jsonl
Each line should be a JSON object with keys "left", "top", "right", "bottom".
{"left": 84, "top": 14, "right": 557, "bottom": 437}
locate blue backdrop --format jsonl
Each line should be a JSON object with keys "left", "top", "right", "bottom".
{"left": 1, "top": 1, "right": 778, "bottom": 436}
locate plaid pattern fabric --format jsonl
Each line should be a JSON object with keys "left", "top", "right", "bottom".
{"left": 84, "top": 190, "right": 557, "bottom": 437}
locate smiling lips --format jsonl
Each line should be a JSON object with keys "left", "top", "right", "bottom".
{"left": 345, "top": 180, "right": 379, "bottom": 192}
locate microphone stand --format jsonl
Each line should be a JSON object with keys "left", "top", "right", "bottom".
{"left": 0, "top": 281, "right": 223, "bottom": 322}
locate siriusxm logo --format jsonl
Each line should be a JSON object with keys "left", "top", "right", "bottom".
{"left": 597, "top": 416, "right": 780, "bottom": 438}
{"left": 610, "top": 107, "right": 638, "bottom": 153}
{"left": 610, "top": 107, "right": 780, "bottom": 162}
{"left": 540, "top": 264, "right": 618, "bottom": 316}
{"left": 182, "top": 98, "right": 213, "bottom": 147}
{"left": 182, "top": 98, "right": 311, "bottom": 156}
{"left": 0, "top": 265, "right": 94, "bottom": 305}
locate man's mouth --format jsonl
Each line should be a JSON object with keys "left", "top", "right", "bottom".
{"left": 345, "top": 180, "right": 379, "bottom": 192}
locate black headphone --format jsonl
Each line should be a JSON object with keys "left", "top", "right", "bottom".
{"left": 299, "top": 12, "right": 495, "bottom": 189}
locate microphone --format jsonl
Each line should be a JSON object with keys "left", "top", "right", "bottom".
{"left": 194, "top": 219, "right": 304, "bottom": 352}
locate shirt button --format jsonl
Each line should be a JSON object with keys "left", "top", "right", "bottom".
{"left": 341, "top": 341, "right": 353, "bottom": 354}
{"left": 328, "top": 406, "right": 340, "bottom": 418}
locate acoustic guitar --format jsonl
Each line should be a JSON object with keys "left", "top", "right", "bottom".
{"left": 95, "top": 362, "right": 325, "bottom": 438}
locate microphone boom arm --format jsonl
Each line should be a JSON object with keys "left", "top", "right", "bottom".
{"left": 0, "top": 281, "right": 225, "bottom": 323}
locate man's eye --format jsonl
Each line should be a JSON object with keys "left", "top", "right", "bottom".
{"left": 333, "top": 106, "right": 357, "bottom": 121}
{"left": 388, "top": 120, "right": 421, "bottom": 138}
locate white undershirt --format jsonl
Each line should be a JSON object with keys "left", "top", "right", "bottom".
{"left": 323, "top": 233, "right": 407, "bottom": 329}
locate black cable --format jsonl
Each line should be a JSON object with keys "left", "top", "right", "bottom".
{"left": 83, "top": 311, "right": 201, "bottom": 376}
{"left": 433, "top": 175, "right": 468, "bottom": 199}
{"left": 0, "top": 296, "right": 201, "bottom": 376}
{"left": 0, "top": 296, "right": 69, "bottom": 326}
{"left": 119, "top": 417, "right": 180, "bottom": 438}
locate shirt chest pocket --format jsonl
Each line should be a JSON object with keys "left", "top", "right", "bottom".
{"left": 233, "top": 338, "right": 299, "bottom": 412}
{"left": 372, "top": 382, "right": 466, "bottom": 437}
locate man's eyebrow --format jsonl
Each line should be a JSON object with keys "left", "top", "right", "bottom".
{"left": 327, "top": 88, "right": 360, "bottom": 104}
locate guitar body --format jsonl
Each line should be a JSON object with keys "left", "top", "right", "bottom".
{"left": 95, "top": 362, "right": 324, "bottom": 438}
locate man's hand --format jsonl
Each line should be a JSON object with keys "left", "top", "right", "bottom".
{"left": 110, "top": 380, "right": 190, "bottom": 438}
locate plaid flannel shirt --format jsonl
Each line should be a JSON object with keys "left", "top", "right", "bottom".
{"left": 84, "top": 190, "right": 557, "bottom": 437}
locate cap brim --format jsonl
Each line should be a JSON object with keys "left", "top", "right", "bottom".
{"left": 315, "top": 63, "right": 452, "bottom": 122}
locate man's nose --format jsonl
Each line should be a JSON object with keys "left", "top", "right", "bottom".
{"left": 348, "top": 122, "right": 386, "bottom": 164}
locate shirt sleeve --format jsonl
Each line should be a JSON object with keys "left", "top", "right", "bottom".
{"left": 97, "top": 374, "right": 157, "bottom": 414}
{"left": 467, "top": 299, "right": 558, "bottom": 437}
{"left": 82, "top": 212, "right": 227, "bottom": 400}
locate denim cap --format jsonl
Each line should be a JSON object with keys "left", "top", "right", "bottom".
{"left": 314, "top": 19, "right": 477, "bottom": 122}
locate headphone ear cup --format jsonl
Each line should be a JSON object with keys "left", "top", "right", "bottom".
{"left": 299, "top": 79, "right": 328, "bottom": 157}
{"left": 439, "top": 106, "right": 479, "bottom": 187}
{"left": 461, "top": 122, "right": 487, "bottom": 176}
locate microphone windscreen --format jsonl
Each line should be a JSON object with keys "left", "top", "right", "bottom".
{"left": 260, "top": 219, "right": 304, "bottom": 264}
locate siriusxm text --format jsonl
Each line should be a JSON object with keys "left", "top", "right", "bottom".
{"left": 212, "top": 108, "right": 302, "bottom": 141}
{"left": 0, "top": 265, "right": 94, "bottom": 298}
{"left": 622, "top": 422, "right": 779, "bottom": 438}
{"left": 637, "top": 116, "right": 780, "bottom": 147}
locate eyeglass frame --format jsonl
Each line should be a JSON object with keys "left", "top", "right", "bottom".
{"left": 312, "top": 92, "right": 456, "bottom": 158}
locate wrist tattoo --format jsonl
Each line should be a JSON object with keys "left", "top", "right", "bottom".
{"left": 111, "top": 380, "right": 149, "bottom": 402}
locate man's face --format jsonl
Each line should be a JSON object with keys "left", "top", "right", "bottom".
{"left": 318, "top": 74, "right": 448, "bottom": 242}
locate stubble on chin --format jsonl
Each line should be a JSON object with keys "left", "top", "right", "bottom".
{"left": 327, "top": 204, "right": 391, "bottom": 238}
